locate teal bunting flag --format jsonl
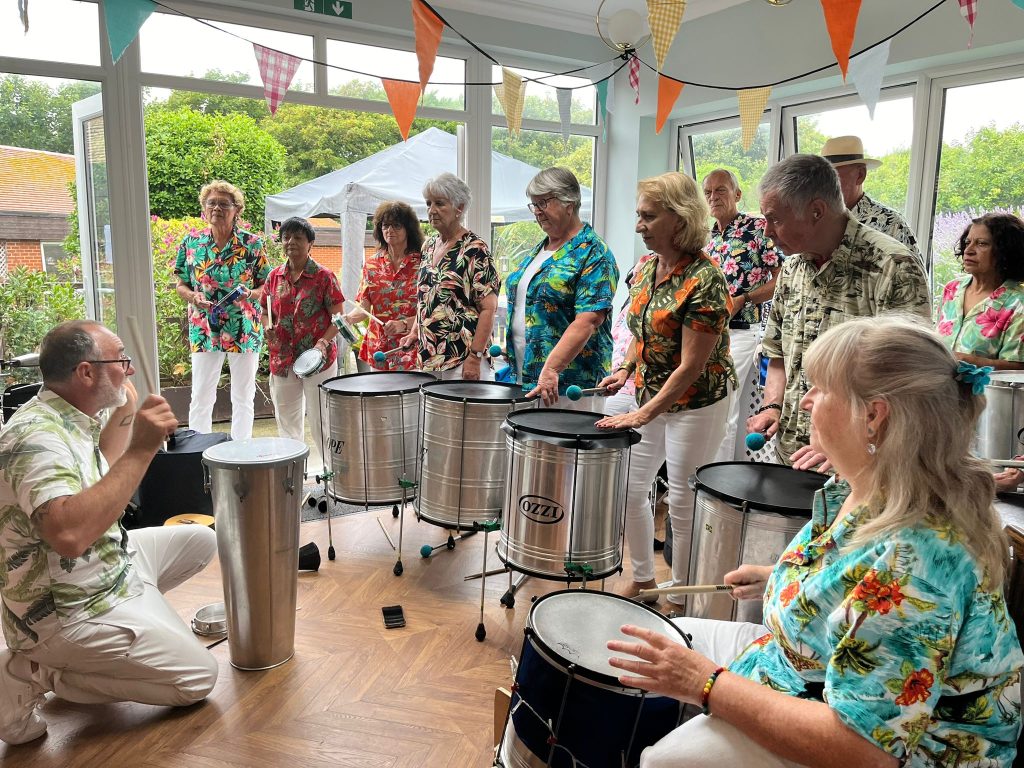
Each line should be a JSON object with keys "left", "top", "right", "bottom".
{"left": 595, "top": 79, "right": 609, "bottom": 142}
{"left": 104, "top": 0, "right": 156, "bottom": 64}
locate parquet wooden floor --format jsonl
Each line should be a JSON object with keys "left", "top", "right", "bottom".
{"left": 3, "top": 506, "right": 671, "bottom": 767}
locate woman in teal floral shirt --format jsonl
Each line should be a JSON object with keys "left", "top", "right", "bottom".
{"left": 608, "top": 316, "right": 1022, "bottom": 767}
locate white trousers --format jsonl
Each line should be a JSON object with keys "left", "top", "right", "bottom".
{"left": 714, "top": 328, "right": 760, "bottom": 463}
{"left": 269, "top": 361, "right": 338, "bottom": 470}
{"left": 435, "top": 361, "right": 495, "bottom": 381}
{"left": 15, "top": 526, "right": 219, "bottom": 708}
{"left": 602, "top": 389, "right": 637, "bottom": 418}
{"left": 640, "top": 617, "right": 805, "bottom": 768}
{"left": 188, "top": 350, "right": 259, "bottom": 440}
{"left": 624, "top": 396, "right": 731, "bottom": 593}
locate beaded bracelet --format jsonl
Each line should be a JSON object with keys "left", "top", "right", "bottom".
{"left": 700, "top": 666, "right": 726, "bottom": 716}
{"left": 754, "top": 402, "right": 782, "bottom": 415}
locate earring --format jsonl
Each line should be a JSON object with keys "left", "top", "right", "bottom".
{"left": 867, "top": 442, "right": 877, "bottom": 455}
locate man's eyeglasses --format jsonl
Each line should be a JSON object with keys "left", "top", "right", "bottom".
{"left": 84, "top": 358, "right": 132, "bottom": 373}
{"left": 527, "top": 197, "right": 560, "bottom": 214}
{"left": 204, "top": 200, "right": 237, "bottom": 210}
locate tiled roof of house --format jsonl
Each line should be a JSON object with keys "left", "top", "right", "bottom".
{"left": 0, "top": 146, "right": 76, "bottom": 215}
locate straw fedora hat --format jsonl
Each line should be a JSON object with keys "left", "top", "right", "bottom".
{"left": 820, "top": 135, "right": 881, "bottom": 170}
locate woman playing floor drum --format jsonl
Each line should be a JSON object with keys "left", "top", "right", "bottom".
{"left": 608, "top": 315, "right": 1022, "bottom": 767}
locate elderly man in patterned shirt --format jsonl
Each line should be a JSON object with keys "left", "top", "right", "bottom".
{"left": 0, "top": 321, "right": 218, "bottom": 745}
{"left": 821, "top": 135, "right": 920, "bottom": 259}
{"left": 703, "top": 168, "right": 784, "bottom": 461}
{"left": 747, "top": 155, "right": 930, "bottom": 469}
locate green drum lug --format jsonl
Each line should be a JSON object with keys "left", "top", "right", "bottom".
{"left": 398, "top": 476, "right": 417, "bottom": 490}
{"left": 476, "top": 520, "right": 501, "bottom": 533}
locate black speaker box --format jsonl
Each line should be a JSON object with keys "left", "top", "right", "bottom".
{"left": 127, "top": 429, "right": 230, "bottom": 529}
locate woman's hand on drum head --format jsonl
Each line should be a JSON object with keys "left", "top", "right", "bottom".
{"left": 607, "top": 624, "right": 717, "bottom": 704}
{"left": 724, "top": 564, "right": 773, "bottom": 601}
{"left": 596, "top": 409, "right": 650, "bottom": 430}
{"left": 994, "top": 456, "right": 1024, "bottom": 492}
{"left": 597, "top": 368, "right": 630, "bottom": 395}
{"left": 790, "top": 445, "right": 833, "bottom": 474}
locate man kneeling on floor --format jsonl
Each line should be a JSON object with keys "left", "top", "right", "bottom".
{"left": 0, "top": 320, "right": 218, "bottom": 745}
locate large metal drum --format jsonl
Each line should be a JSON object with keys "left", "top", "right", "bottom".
{"left": 498, "top": 409, "right": 640, "bottom": 580}
{"left": 977, "top": 372, "right": 1024, "bottom": 461}
{"left": 202, "top": 437, "right": 308, "bottom": 670}
{"left": 415, "top": 381, "right": 534, "bottom": 530}
{"left": 687, "top": 461, "right": 826, "bottom": 623}
{"left": 320, "top": 371, "right": 435, "bottom": 506}
{"left": 497, "top": 590, "right": 686, "bottom": 768}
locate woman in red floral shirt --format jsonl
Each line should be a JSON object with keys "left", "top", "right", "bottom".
{"left": 344, "top": 202, "right": 422, "bottom": 371}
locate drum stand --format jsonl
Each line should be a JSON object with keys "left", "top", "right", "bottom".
{"left": 500, "top": 572, "right": 530, "bottom": 609}
{"left": 392, "top": 476, "right": 416, "bottom": 576}
{"left": 474, "top": 520, "right": 501, "bottom": 642}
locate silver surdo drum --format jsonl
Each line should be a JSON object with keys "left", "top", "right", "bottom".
{"left": 497, "top": 590, "right": 686, "bottom": 768}
{"left": 498, "top": 409, "right": 640, "bottom": 580}
{"left": 415, "top": 381, "right": 534, "bottom": 530}
{"left": 688, "top": 461, "right": 827, "bottom": 623}
{"left": 320, "top": 371, "right": 435, "bottom": 506}
{"left": 977, "top": 371, "right": 1024, "bottom": 461}
{"left": 202, "top": 437, "right": 308, "bottom": 670}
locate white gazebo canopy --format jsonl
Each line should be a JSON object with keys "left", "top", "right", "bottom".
{"left": 264, "top": 126, "right": 592, "bottom": 298}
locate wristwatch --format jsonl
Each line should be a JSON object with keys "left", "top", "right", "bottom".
{"left": 470, "top": 349, "right": 487, "bottom": 359}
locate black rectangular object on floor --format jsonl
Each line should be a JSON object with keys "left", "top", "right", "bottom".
{"left": 128, "top": 429, "right": 230, "bottom": 529}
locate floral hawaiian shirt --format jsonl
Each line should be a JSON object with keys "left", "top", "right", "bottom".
{"left": 175, "top": 227, "right": 270, "bottom": 353}
{"left": 626, "top": 252, "right": 735, "bottom": 412}
{"left": 707, "top": 212, "right": 784, "bottom": 325}
{"left": 850, "top": 193, "right": 920, "bottom": 259}
{"left": 504, "top": 223, "right": 618, "bottom": 393}
{"left": 264, "top": 258, "right": 345, "bottom": 376}
{"left": 355, "top": 249, "right": 421, "bottom": 371}
{"left": 0, "top": 391, "right": 144, "bottom": 651}
{"left": 730, "top": 478, "right": 1023, "bottom": 767}
{"left": 937, "top": 276, "right": 1024, "bottom": 363}
{"left": 762, "top": 215, "right": 931, "bottom": 462}
{"left": 417, "top": 231, "right": 500, "bottom": 372}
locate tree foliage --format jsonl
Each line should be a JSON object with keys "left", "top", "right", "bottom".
{"left": 0, "top": 75, "right": 101, "bottom": 154}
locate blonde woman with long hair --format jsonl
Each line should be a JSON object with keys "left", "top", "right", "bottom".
{"left": 608, "top": 315, "right": 1022, "bottom": 768}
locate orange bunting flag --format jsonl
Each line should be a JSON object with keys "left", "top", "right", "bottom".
{"left": 655, "top": 75, "right": 684, "bottom": 134}
{"left": 820, "top": 0, "right": 863, "bottom": 81}
{"left": 737, "top": 86, "right": 771, "bottom": 151}
{"left": 494, "top": 68, "right": 525, "bottom": 136}
{"left": 383, "top": 79, "right": 421, "bottom": 141}
{"left": 412, "top": 0, "right": 444, "bottom": 93}
{"left": 647, "top": 0, "right": 686, "bottom": 72}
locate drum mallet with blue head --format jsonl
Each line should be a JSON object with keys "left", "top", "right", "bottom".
{"left": 745, "top": 432, "right": 767, "bottom": 452}
{"left": 565, "top": 385, "right": 609, "bottom": 401}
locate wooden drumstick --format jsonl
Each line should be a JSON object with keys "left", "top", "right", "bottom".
{"left": 636, "top": 584, "right": 734, "bottom": 600}
{"left": 125, "top": 315, "right": 167, "bottom": 451}
{"left": 991, "top": 459, "right": 1024, "bottom": 469}
{"left": 345, "top": 299, "right": 383, "bottom": 325}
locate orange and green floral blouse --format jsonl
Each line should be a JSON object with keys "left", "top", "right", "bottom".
{"left": 625, "top": 252, "right": 735, "bottom": 412}
{"left": 730, "top": 478, "right": 1023, "bottom": 767}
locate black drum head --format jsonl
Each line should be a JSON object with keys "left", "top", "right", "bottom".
{"left": 504, "top": 408, "right": 640, "bottom": 448}
{"left": 694, "top": 461, "right": 827, "bottom": 516}
{"left": 421, "top": 380, "right": 531, "bottom": 403}
{"left": 321, "top": 371, "right": 435, "bottom": 395}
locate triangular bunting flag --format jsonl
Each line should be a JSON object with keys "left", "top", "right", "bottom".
{"left": 629, "top": 55, "right": 641, "bottom": 105}
{"left": 494, "top": 68, "right": 525, "bottom": 135}
{"left": 848, "top": 40, "right": 889, "bottom": 118}
{"left": 412, "top": 0, "right": 444, "bottom": 93}
{"left": 556, "top": 88, "right": 573, "bottom": 144}
{"left": 1012, "top": 0, "right": 1024, "bottom": 10}
{"left": 819, "top": 0, "right": 862, "bottom": 81}
{"left": 655, "top": 75, "right": 684, "bottom": 134}
{"left": 737, "top": 87, "right": 771, "bottom": 151}
{"left": 383, "top": 79, "right": 422, "bottom": 141}
{"left": 958, "top": 0, "right": 978, "bottom": 46}
{"left": 253, "top": 43, "right": 301, "bottom": 115}
{"left": 647, "top": 0, "right": 686, "bottom": 72}
{"left": 17, "top": 0, "right": 28, "bottom": 33}
{"left": 594, "top": 79, "right": 609, "bottom": 142}
{"left": 104, "top": 0, "right": 156, "bottom": 64}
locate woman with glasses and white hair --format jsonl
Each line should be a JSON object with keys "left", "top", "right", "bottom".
{"left": 505, "top": 167, "right": 618, "bottom": 407}
{"left": 607, "top": 315, "right": 1022, "bottom": 768}
{"left": 400, "top": 172, "right": 499, "bottom": 380}
{"left": 174, "top": 179, "right": 269, "bottom": 440}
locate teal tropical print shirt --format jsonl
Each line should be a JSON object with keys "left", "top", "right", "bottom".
{"left": 0, "top": 392, "right": 143, "bottom": 650}
{"left": 175, "top": 226, "right": 271, "bottom": 353}
{"left": 730, "top": 478, "right": 1023, "bottom": 767}
{"left": 504, "top": 223, "right": 618, "bottom": 393}
{"left": 937, "top": 276, "right": 1024, "bottom": 362}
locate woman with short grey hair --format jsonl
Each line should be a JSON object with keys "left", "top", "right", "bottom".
{"left": 505, "top": 167, "right": 617, "bottom": 407}
{"left": 401, "top": 172, "right": 499, "bottom": 380}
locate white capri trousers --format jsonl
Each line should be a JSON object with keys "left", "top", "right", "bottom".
{"left": 15, "top": 525, "right": 219, "bottom": 709}
{"left": 188, "top": 350, "right": 259, "bottom": 441}
{"left": 269, "top": 359, "right": 338, "bottom": 470}
{"left": 714, "top": 328, "right": 761, "bottom": 463}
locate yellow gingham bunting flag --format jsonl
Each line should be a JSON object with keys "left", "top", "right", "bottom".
{"left": 494, "top": 68, "right": 525, "bottom": 136}
{"left": 647, "top": 0, "right": 686, "bottom": 71}
{"left": 737, "top": 86, "right": 771, "bottom": 151}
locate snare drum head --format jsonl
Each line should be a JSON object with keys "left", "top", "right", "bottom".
{"left": 530, "top": 590, "right": 687, "bottom": 684}
{"left": 202, "top": 437, "right": 309, "bottom": 467}
{"left": 505, "top": 408, "right": 638, "bottom": 447}
{"left": 694, "top": 461, "right": 826, "bottom": 515}
{"left": 292, "top": 348, "right": 324, "bottom": 377}
{"left": 421, "top": 380, "right": 530, "bottom": 403}
{"left": 321, "top": 371, "right": 435, "bottom": 395}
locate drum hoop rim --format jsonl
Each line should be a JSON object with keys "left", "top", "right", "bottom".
{"left": 420, "top": 379, "right": 532, "bottom": 404}
{"left": 202, "top": 437, "right": 309, "bottom": 466}
{"left": 694, "top": 460, "right": 824, "bottom": 516}
{"left": 320, "top": 370, "right": 436, "bottom": 396}
{"left": 505, "top": 407, "right": 635, "bottom": 443}
{"left": 525, "top": 588, "right": 689, "bottom": 690}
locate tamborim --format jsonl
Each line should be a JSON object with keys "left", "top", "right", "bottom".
{"left": 292, "top": 348, "right": 326, "bottom": 378}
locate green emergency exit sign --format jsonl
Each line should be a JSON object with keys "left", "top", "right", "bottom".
{"left": 294, "top": 0, "right": 353, "bottom": 19}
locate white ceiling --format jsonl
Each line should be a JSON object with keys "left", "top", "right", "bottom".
{"left": 430, "top": 0, "right": 753, "bottom": 37}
